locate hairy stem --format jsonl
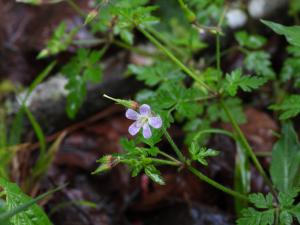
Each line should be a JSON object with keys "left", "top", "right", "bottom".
{"left": 138, "top": 27, "right": 216, "bottom": 94}
{"left": 189, "top": 166, "right": 249, "bottom": 201}
{"left": 158, "top": 150, "right": 182, "bottom": 164}
{"left": 221, "top": 100, "right": 277, "bottom": 198}
{"left": 113, "top": 40, "right": 158, "bottom": 57}
{"left": 163, "top": 127, "right": 248, "bottom": 201}
{"left": 193, "top": 128, "right": 235, "bottom": 142}
{"left": 149, "top": 158, "right": 181, "bottom": 166}
{"left": 216, "top": 33, "right": 221, "bottom": 71}
{"left": 163, "top": 128, "right": 185, "bottom": 162}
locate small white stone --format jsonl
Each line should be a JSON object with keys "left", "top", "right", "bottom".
{"left": 248, "top": 0, "right": 267, "bottom": 18}
{"left": 226, "top": 9, "right": 248, "bottom": 29}
{"left": 248, "top": 0, "right": 288, "bottom": 18}
{"left": 16, "top": 74, "right": 69, "bottom": 109}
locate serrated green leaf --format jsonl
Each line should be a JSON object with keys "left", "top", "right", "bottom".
{"left": 128, "top": 62, "right": 184, "bottom": 87}
{"left": 120, "top": 29, "right": 134, "bottom": 45}
{"left": 280, "top": 210, "right": 293, "bottom": 225}
{"left": 244, "top": 51, "right": 275, "bottom": 78}
{"left": 290, "top": 203, "right": 300, "bottom": 223}
{"left": 38, "top": 22, "right": 78, "bottom": 58}
{"left": 262, "top": 20, "right": 300, "bottom": 47}
{"left": 120, "top": 138, "right": 136, "bottom": 153}
{"left": 0, "top": 178, "right": 52, "bottom": 225}
{"left": 270, "top": 95, "right": 300, "bottom": 120}
{"left": 144, "top": 165, "right": 165, "bottom": 185}
{"left": 225, "top": 69, "right": 267, "bottom": 96}
{"left": 0, "top": 199, "right": 10, "bottom": 225}
{"left": 249, "top": 193, "right": 273, "bottom": 209}
{"left": 235, "top": 31, "right": 266, "bottom": 49}
{"left": 237, "top": 208, "right": 261, "bottom": 225}
{"left": 237, "top": 207, "right": 275, "bottom": 225}
{"left": 260, "top": 209, "right": 275, "bottom": 225}
{"left": 270, "top": 122, "right": 300, "bottom": 192}
{"left": 62, "top": 48, "right": 103, "bottom": 118}
{"left": 207, "top": 98, "right": 246, "bottom": 124}
{"left": 280, "top": 54, "right": 300, "bottom": 88}
{"left": 278, "top": 189, "right": 299, "bottom": 208}
{"left": 176, "top": 101, "right": 202, "bottom": 119}
{"left": 188, "top": 142, "right": 219, "bottom": 166}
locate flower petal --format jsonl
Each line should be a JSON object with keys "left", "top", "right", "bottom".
{"left": 142, "top": 123, "right": 152, "bottom": 139}
{"left": 128, "top": 122, "right": 141, "bottom": 136}
{"left": 139, "top": 104, "right": 151, "bottom": 116}
{"left": 149, "top": 116, "right": 162, "bottom": 129}
{"left": 125, "top": 109, "right": 139, "bottom": 120}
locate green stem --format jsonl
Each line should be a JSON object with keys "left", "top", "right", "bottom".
{"left": 149, "top": 158, "right": 181, "bottom": 166}
{"left": 158, "top": 150, "right": 181, "bottom": 164}
{"left": 182, "top": 94, "right": 218, "bottom": 103}
{"left": 193, "top": 128, "right": 235, "bottom": 142}
{"left": 188, "top": 166, "right": 249, "bottom": 201}
{"left": 275, "top": 207, "right": 280, "bottom": 225}
{"left": 207, "top": 45, "right": 239, "bottom": 66}
{"left": 255, "top": 152, "right": 272, "bottom": 157}
{"left": 73, "top": 38, "right": 106, "bottom": 46}
{"left": 215, "top": 5, "right": 227, "bottom": 71}
{"left": 221, "top": 100, "right": 277, "bottom": 198}
{"left": 163, "top": 128, "right": 185, "bottom": 162}
{"left": 146, "top": 26, "right": 185, "bottom": 58}
{"left": 138, "top": 27, "right": 216, "bottom": 94}
{"left": 216, "top": 33, "right": 221, "bottom": 71}
{"left": 67, "top": 0, "right": 86, "bottom": 17}
{"left": 112, "top": 40, "right": 158, "bottom": 57}
{"left": 177, "top": 0, "right": 196, "bottom": 23}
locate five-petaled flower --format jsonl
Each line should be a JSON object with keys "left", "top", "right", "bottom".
{"left": 125, "top": 104, "right": 162, "bottom": 139}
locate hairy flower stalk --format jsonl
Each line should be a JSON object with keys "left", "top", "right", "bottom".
{"left": 126, "top": 104, "right": 162, "bottom": 139}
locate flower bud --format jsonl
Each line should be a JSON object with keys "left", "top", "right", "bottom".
{"left": 103, "top": 94, "right": 138, "bottom": 109}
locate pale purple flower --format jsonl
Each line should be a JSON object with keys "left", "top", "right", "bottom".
{"left": 125, "top": 104, "right": 162, "bottom": 139}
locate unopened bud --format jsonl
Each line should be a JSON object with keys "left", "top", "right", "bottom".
{"left": 103, "top": 94, "right": 138, "bottom": 109}
{"left": 92, "top": 155, "right": 119, "bottom": 174}
{"left": 84, "top": 9, "right": 98, "bottom": 25}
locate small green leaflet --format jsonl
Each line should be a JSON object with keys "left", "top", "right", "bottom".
{"left": 145, "top": 165, "right": 165, "bottom": 185}
{"left": 238, "top": 193, "right": 274, "bottom": 225}
{"left": 38, "top": 22, "right": 78, "bottom": 59}
{"left": 244, "top": 51, "right": 275, "bottom": 78}
{"left": 280, "top": 56, "right": 300, "bottom": 88}
{"left": 235, "top": 31, "right": 266, "bottom": 49}
{"left": 128, "top": 62, "right": 184, "bottom": 87}
{"left": 188, "top": 142, "right": 219, "bottom": 166}
{"left": 0, "top": 178, "right": 52, "bottom": 225}
{"left": 262, "top": 20, "right": 300, "bottom": 47}
{"left": 237, "top": 190, "right": 300, "bottom": 225}
{"left": 270, "top": 95, "right": 300, "bottom": 120}
{"left": 96, "top": 138, "right": 165, "bottom": 184}
{"left": 277, "top": 189, "right": 300, "bottom": 225}
{"left": 237, "top": 207, "right": 275, "bottom": 225}
{"left": 62, "top": 48, "right": 103, "bottom": 118}
{"left": 248, "top": 193, "right": 273, "bottom": 209}
{"left": 207, "top": 97, "right": 246, "bottom": 124}
{"left": 92, "top": 0, "right": 158, "bottom": 44}
{"left": 225, "top": 69, "right": 267, "bottom": 96}
{"left": 270, "top": 122, "right": 300, "bottom": 192}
